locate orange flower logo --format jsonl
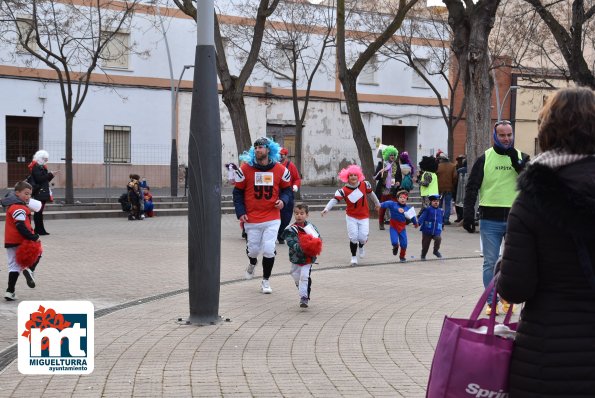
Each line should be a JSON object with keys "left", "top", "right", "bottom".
{"left": 22, "top": 305, "right": 72, "bottom": 350}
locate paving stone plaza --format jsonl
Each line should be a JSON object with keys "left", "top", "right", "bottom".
{"left": 0, "top": 211, "right": 516, "bottom": 397}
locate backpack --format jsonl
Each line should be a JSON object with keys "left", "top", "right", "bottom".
{"left": 401, "top": 174, "right": 413, "bottom": 191}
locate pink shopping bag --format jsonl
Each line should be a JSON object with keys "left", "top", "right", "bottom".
{"left": 426, "top": 279, "right": 516, "bottom": 398}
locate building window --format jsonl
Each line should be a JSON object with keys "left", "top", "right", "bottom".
{"left": 411, "top": 58, "right": 429, "bottom": 88}
{"left": 101, "top": 32, "right": 130, "bottom": 69}
{"left": 104, "top": 125, "right": 131, "bottom": 163}
{"left": 359, "top": 55, "right": 378, "bottom": 85}
{"left": 16, "top": 17, "right": 37, "bottom": 53}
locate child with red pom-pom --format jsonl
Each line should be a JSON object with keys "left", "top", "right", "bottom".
{"left": 1, "top": 181, "right": 42, "bottom": 301}
{"left": 281, "top": 203, "right": 322, "bottom": 308}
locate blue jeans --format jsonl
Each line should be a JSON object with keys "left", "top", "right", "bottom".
{"left": 440, "top": 192, "right": 452, "bottom": 222}
{"left": 479, "top": 219, "right": 507, "bottom": 305}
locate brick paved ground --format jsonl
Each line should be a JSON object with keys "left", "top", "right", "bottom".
{"left": 0, "top": 212, "right": 514, "bottom": 397}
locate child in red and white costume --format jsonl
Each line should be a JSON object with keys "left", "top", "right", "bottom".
{"left": 321, "top": 165, "right": 380, "bottom": 265}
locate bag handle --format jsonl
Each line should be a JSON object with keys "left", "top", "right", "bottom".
{"left": 469, "top": 278, "right": 515, "bottom": 334}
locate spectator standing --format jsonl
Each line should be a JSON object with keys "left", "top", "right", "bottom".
{"left": 398, "top": 151, "right": 415, "bottom": 192}
{"left": 435, "top": 152, "right": 458, "bottom": 225}
{"left": 374, "top": 145, "right": 402, "bottom": 230}
{"left": 464, "top": 119, "right": 530, "bottom": 314}
{"left": 453, "top": 155, "right": 467, "bottom": 223}
{"left": 277, "top": 148, "right": 301, "bottom": 244}
{"left": 496, "top": 87, "right": 595, "bottom": 396}
{"left": 28, "top": 150, "right": 57, "bottom": 235}
{"left": 233, "top": 137, "right": 292, "bottom": 294}
{"left": 418, "top": 156, "right": 439, "bottom": 211}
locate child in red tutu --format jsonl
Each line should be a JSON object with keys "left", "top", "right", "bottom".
{"left": 1, "top": 181, "right": 42, "bottom": 301}
{"left": 281, "top": 203, "right": 322, "bottom": 308}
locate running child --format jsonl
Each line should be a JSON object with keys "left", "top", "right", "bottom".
{"left": 418, "top": 194, "right": 444, "bottom": 259}
{"left": 380, "top": 190, "right": 419, "bottom": 262}
{"left": 2, "top": 181, "right": 41, "bottom": 301}
{"left": 282, "top": 203, "right": 322, "bottom": 308}
{"left": 321, "top": 165, "right": 380, "bottom": 266}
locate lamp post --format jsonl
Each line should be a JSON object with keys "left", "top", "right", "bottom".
{"left": 187, "top": 0, "right": 221, "bottom": 325}
{"left": 170, "top": 65, "right": 194, "bottom": 197}
{"left": 498, "top": 85, "right": 519, "bottom": 121}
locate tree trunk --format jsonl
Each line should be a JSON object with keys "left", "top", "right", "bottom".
{"left": 222, "top": 92, "right": 252, "bottom": 154}
{"left": 340, "top": 73, "right": 375, "bottom": 185}
{"left": 65, "top": 113, "right": 74, "bottom": 204}
{"left": 446, "top": 0, "right": 500, "bottom": 167}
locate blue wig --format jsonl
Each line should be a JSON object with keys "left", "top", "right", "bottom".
{"left": 239, "top": 137, "right": 281, "bottom": 166}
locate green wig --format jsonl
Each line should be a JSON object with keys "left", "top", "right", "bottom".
{"left": 382, "top": 145, "right": 398, "bottom": 161}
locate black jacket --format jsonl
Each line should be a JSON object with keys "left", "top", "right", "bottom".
{"left": 463, "top": 145, "right": 529, "bottom": 222}
{"left": 31, "top": 164, "right": 54, "bottom": 202}
{"left": 497, "top": 157, "right": 595, "bottom": 397}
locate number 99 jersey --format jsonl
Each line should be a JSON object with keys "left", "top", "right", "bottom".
{"left": 235, "top": 163, "right": 291, "bottom": 223}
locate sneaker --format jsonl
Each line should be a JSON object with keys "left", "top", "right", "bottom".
{"left": 23, "top": 268, "right": 35, "bottom": 288}
{"left": 245, "top": 263, "right": 256, "bottom": 280}
{"left": 421, "top": 256, "right": 426, "bottom": 261}
{"left": 433, "top": 250, "right": 443, "bottom": 258}
{"left": 392, "top": 246, "right": 398, "bottom": 256}
{"left": 300, "top": 296, "right": 309, "bottom": 308}
{"left": 443, "top": 221, "right": 451, "bottom": 226}
{"left": 358, "top": 246, "right": 365, "bottom": 258}
{"left": 4, "top": 291, "right": 16, "bottom": 301}
{"left": 485, "top": 304, "right": 500, "bottom": 316}
{"left": 277, "top": 237, "right": 285, "bottom": 244}
{"left": 261, "top": 279, "right": 272, "bottom": 294}
{"left": 400, "top": 257, "right": 407, "bottom": 262}
{"left": 501, "top": 300, "right": 514, "bottom": 314}
{"left": 350, "top": 256, "right": 358, "bottom": 266}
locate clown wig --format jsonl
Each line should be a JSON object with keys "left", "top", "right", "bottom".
{"left": 382, "top": 145, "right": 398, "bottom": 161}
{"left": 238, "top": 137, "right": 281, "bottom": 166}
{"left": 399, "top": 151, "right": 415, "bottom": 174}
{"left": 338, "top": 165, "right": 365, "bottom": 183}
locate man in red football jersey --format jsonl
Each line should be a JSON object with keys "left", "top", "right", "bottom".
{"left": 233, "top": 137, "right": 292, "bottom": 294}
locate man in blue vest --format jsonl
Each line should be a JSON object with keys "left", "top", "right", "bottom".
{"left": 463, "top": 120, "right": 530, "bottom": 314}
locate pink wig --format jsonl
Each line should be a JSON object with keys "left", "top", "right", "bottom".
{"left": 338, "top": 165, "right": 364, "bottom": 183}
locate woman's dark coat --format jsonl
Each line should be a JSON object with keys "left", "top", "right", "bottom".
{"left": 497, "top": 157, "right": 595, "bottom": 397}
{"left": 31, "top": 164, "right": 54, "bottom": 202}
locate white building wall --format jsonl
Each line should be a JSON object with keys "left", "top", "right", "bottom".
{"left": 0, "top": 2, "right": 450, "bottom": 187}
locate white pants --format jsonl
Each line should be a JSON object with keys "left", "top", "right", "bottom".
{"left": 244, "top": 219, "right": 281, "bottom": 258}
{"left": 290, "top": 263, "right": 312, "bottom": 299}
{"left": 345, "top": 215, "right": 369, "bottom": 244}
{"left": 6, "top": 247, "right": 21, "bottom": 273}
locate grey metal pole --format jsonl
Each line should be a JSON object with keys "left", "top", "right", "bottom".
{"left": 187, "top": 0, "right": 221, "bottom": 325}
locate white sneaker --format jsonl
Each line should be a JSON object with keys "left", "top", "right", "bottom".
{"left": 245, "top": 263, "right": 256, "bottom": 280}
{"left": 4, "top": 291, "right": 16, "bottom": 301}
{"left": 261, "top": 279, "right": 272, "bottom": 294}
{"left": 350, "top": 256, "right": 358, "bottom": 266}
{"left": 358, "top": 246, "right": 365, "bottom": 258}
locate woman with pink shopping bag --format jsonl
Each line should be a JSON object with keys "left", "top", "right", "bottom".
{"left": 497, "top": 88, "right": 595, "bottom": 396}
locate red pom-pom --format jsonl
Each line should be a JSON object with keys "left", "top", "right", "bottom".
{"left": 299, "top": 234, "right": 323, "bottom": 257}
{"left": 16, "top": 240, "right": 43, "bottom": 270}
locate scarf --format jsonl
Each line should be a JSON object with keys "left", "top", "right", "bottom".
{"left": 531, "top": 149, "right": 594, "bottom": 169}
